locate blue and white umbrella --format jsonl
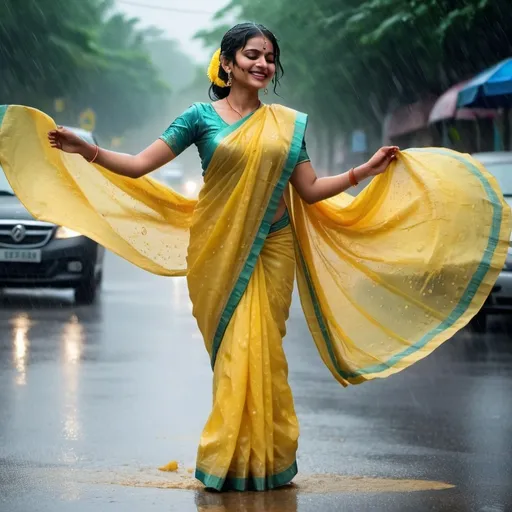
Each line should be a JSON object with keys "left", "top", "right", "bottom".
{"left": 457, "top": 58, "right": 512, "bottom": 150}
{"left": 457, "top": 58, "right": 512, "bottom": 109}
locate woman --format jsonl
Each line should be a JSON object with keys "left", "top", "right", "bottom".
{"left": 0, "top": 23, "right": 509, "bottom": 492}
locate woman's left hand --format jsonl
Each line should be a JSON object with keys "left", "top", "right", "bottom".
{"left": 358, "top": 146, "right": 399, "bottom": 179}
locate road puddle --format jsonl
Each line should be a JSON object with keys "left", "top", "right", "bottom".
{"left": 91, "top": 466, "right": 454, "bottom": 495}
{"left": 24, "top": 465, "right": 455, "bottom": 511}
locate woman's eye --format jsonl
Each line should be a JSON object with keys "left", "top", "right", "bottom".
{"left": 244, "top": 52, "right": 275, "bottom": 63}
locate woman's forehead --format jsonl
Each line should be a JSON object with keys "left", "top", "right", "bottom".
{"left": 243, "top": 36, "right": 274, "bottom": 53}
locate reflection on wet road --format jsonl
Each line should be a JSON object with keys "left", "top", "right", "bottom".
{"left": 1, "top": 252, "right": 511, "bottom": 511}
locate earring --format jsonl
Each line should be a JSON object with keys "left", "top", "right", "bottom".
{"left": 227, "top": 71, "right": 232, "bottom": 87}
{"left": 264, "top": 88, "right": 269, "bottom": 95}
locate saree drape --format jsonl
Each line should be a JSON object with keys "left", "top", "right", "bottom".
{"left": 1, "top": 104, "right": 510, "bottom": 491}
{"left": 186, "top": 106, "right": 304, "bottom": 490}
{"left": 289, "top": 147, "right": 511, "bottom": 386}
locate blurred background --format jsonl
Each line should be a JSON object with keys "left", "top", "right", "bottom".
{"left": 2, "top": 0, "right": 511, "bottom": 181}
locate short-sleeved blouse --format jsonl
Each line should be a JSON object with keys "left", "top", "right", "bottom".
{"left": 159, "top": 102, "right": 310, "bottom": 173}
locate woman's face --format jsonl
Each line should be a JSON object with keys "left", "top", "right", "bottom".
{"left": 227, "top": 36, "right": 276, "bottom": 91}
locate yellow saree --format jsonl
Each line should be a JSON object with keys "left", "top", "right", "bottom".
{"left": 0, "top": 104, "right": 510, "bottom": 491}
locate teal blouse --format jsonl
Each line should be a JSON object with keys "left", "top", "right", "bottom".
{"left": 160, "top": 102, "right": 310, "bottom": 173}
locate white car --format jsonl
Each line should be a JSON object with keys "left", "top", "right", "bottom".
{"left": 472, "top": 152, "right": 512, "bottom": 331}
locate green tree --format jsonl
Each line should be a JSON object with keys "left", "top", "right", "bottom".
{"left": 0, "top": 0, "right": 174, "bottom": 140}
{"left": 198, "top": 0, "right": 512, "bottom": 160}
{"left": 0, "top": 0, "right": 99, "bottom": 107}
{"left": 70, "top": 10, "right": 169, "bottom": 140}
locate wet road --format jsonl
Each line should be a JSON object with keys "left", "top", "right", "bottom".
{"left": 1, "top": 252, "right": 511, "bottom": 512}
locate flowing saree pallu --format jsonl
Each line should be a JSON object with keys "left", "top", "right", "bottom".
{"left": 187, "top": 105, "right": 306, "bottom": 490}
{"left": 289, "top": 148, "right": 511, "bottom": 387}
{"left": 0, "top": 105, "right": 195, "bottom": 276}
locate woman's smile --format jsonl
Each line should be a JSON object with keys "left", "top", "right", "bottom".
{"left": 249, "top": 70, "right": 268, "bottom": 81}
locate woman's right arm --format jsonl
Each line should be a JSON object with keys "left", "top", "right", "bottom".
{"left": 48, "top": 128, "right": 176, "bottom": 179}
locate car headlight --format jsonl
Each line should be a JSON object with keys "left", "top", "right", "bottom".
{"left": 184, "top": 180, "right": 198, "bottom": 196}
{"left": 55, "top": 226, "right": 82, "bottom": 239}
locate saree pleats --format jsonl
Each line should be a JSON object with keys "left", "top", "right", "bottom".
{"left": 290, "top": 148, "right": 511, "bottom": 386}
{"left": 195, "top": 224, "right": 299, "bottom": 491}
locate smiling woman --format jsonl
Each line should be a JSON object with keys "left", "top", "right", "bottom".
{"left": 206, "top": 23, "right": 283, "bottom": 101}
{"left": 0, "top": 22, "right": 510, "bottom": 494}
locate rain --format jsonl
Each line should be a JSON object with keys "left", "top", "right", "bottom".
{"left": 1, "top": 0, "right": 511, "bottom": 511}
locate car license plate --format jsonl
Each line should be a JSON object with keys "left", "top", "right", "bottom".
{"left": 0, "top": 249, "right": 42, "bottom": 263}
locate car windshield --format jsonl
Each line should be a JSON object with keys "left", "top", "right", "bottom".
{"left": 0, "top": 165, "right": 15, "bottom": 195}
{"left": 484, "top": 162, "right": 512, "bottom": 197}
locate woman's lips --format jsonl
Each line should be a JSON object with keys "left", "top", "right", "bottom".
{"left": 250, "top": 71, "right": 267, "bottom": 81}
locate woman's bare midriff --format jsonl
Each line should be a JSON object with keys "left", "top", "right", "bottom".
{"left": 271, "top": 196, "right": 287, "bottom": 224}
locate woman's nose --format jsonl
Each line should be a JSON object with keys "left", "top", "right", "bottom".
{"left": 256, "top": 55, "right": 268, "bottom": 68}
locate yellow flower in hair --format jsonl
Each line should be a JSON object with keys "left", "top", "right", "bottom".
{"left": 207, "top": 48, "right": 228, "bottom": 88}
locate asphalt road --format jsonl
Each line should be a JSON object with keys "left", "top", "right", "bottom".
{"left": 1, "top": 252, "right": 511, "bottom": 512}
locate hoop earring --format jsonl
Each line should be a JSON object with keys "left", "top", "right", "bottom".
{"left": 227, "top": 72, "right": 232, "bottom": 87}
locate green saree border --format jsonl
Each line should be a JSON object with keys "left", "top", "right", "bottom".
{"left": 210, "top": 110, "right": 308, "bottom": 368}
{"left": 0, "top": 105, "right": 7, "bottom": 128}
{"left": 195, "top": 460, "right": 298, "bottom": 491}
{"left": 299, "top": 148, "right": 504, "bottom": 379}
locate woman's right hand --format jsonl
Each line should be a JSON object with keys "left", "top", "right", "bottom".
{"left": 48, "top": 127, "right": 89, "bottom": 155}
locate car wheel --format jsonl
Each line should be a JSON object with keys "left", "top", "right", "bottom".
{"left": 469, "top": 311, "right": 487, "bottom": 333}
{"left": 74, "top": 274, "right": 97, "bottom": 305}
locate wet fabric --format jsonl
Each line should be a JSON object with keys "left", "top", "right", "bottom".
{"left": 289, "top": 148, "right": 511, "bottom": 385}
{"left": 196, "top": 223, "right": 299, "bottom": 491}
{"left": 0, "top": 103, "right": 510, "bottom": 491}
{"left": 0, "top": 105, "right": 194, "bottom": 277}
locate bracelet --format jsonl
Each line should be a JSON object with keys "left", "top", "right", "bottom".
{"left": 87, "top": 144, "right": 99, "bottom": 164}
{"left": 348, "top": 167, "right": 359, "bottom": 187}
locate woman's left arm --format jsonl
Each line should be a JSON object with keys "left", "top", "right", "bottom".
{"left": 290, "top": 146, "right": 398, "bottom": 204}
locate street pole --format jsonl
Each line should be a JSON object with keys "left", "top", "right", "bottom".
{"left": 504, "top": 107, "right": 511, "bottom": 151}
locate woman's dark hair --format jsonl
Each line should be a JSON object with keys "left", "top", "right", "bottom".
{"left": 209, "top": 22, "right": 284, "bottom": 100}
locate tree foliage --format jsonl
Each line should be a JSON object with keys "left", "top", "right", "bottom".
{"left": 198, "top": 0, "right": 512, "bottom": 138}
{"left": 0, "top": 0, "right": 181, "bottom": 140}
{"left": 0, "top": 0, "right": 98, "bottom": 103}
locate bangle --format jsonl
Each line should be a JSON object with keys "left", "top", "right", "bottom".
{"left": 87, "top": 144, "right": 99, "bottom": 164}
{"left": 348, "top": 167, "right": 359, "bottom": 187}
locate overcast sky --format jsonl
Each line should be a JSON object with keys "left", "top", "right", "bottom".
{"left": 114, "top": 0, "right": 234, "bottom": 62}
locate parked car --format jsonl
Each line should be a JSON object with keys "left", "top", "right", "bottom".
{"left": 471, "top": 152, "right": 512, "bottom": 331}
{"left": 0, "top": 127, "right": 105, "bottom": 304}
